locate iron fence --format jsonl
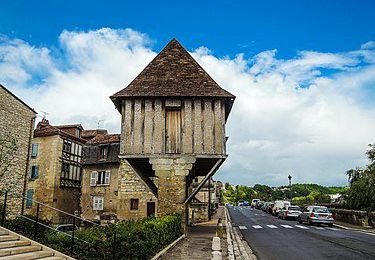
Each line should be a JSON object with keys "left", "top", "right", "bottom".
{"left": 0, "top": 190, "right": 117, "bottom": 259}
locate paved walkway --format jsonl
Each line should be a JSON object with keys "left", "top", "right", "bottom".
{"left": 160, "top": 207, "right": 228, "bottom": 260}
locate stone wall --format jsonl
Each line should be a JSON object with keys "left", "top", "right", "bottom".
{"left": 117, "top": 159, "right": 157, "bottom": 220}
{"left": 0, "top": 86, "right": 35, "bottom": 217}
{"left": 189, "top": 203, "right": 209, "bottom": 224}
{"left": 81, "top": 164, "right": 119, "bottom": 221}
{"left": 25, "top": 135, "right": 62, "bottom": 223}
{"left": 330, "top": 208, "right": 375, "bottom": 227}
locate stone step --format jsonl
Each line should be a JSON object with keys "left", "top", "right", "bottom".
{"left": 0, "top": 235, "right": 19, "bottom": 242}
{"left": 0, "top": 245, "right": 42, "bottom": 256}
{"left": 38, "top": 257, "right": 66, "bottom": 260}
{"left": 0, "top": 231, "right": 9, "bottom": 236}
{"left": 0, "top": 250, "right": 54, "bottom": 260}
{"left": 0, "top": 240, "right": 30, "bottom": 249}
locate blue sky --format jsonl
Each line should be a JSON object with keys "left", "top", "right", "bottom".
{"left": 1, "top": 1, "right": 375, "bottom": 186}
{"left": 2, "top": 0, "right": 375, "bottom": 58}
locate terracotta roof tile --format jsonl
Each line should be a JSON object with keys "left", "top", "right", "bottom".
{"left": 86, "top": 134, "right": 120, "bottom": 145}
{"left": 111, "top": 39, "right": 235, "bottom": 104}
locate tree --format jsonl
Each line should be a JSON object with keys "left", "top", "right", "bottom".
{"left": 0, "top": 132, "right": 19, "bottom": 181}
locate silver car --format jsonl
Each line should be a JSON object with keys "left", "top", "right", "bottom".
{"left": 298, "top": 206, "right": 334, "bottom": 227}
{"left": 278, "top": 205, "right": 301, "bottom": 220}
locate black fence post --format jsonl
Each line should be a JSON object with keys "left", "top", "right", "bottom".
{"left": 70, "top": 217, "right": 76, "bottom": 256}
{"left": 112, "top": 229, "right": 117, "bottom": 260}
{"left": 34, "top": 203, "right": 40, "bottom": 241}
{"left": 1, "top": 191, "right": 8, "bottom": 226}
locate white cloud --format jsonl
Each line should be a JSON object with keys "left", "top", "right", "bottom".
{"left": 1, "top": 28, "right": 374, "bottom": 187}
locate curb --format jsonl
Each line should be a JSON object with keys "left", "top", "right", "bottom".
{"left": 151, "top": 234, "right": 186, "bottom": 260}
{"left": 334, "top": 223, "right": 375, "bottom": 235}
{"left": 224, "top": 207, "right": 257, "bottom": 260}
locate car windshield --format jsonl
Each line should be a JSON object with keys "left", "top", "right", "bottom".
{"left": 288, "top": 206, "right": 300, "bottom": 211}
{"left": 313, "top": 207, "right": 329, "bottom": 213}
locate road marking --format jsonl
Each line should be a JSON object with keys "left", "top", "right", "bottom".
{"left": 252, "top": 225, "right": 263, "bottom": 229}
{"left": 281, "top": 225, "right": 293, "bottom": 229}
{"left": 239, "top": 226, "right": 248, "bottom": 230}
{"left": 267, "top": 225, "right": 278, "bottom": 229}
{"left": 295, "top": 225, "right": 309, "bottom": 229}
{"left": 255, "top": 214, "right": 259, "bottom": 216}
{"left": 314, "top": 227, "right": 325, "bottom": 230}
{"left": 327, "top": 227, "right": 339, "bottom": 231}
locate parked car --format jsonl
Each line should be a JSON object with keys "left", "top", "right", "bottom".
{"left": 272, "top": 200, "right": 291, "bottom": 216}
{"left": 251, "top": 199, "right": 260, "bottom": 208}
{"left": 278, "top": 205, "right": 301, "bottom": 220}
{"left": 256, "top": 201, "right": 265, "bottom": 209}
{"left": 266, "top": 203, "right": 274, "bottom": 214}
{"left": 55, "top": 224, "right": 78, "bottom": 233}
{"left": 298, "top": 206, "right": 334, "bottom": 227}
{"left": 225, "top": 203, "right": 233, "bottom": 207}
{"left": 262, "top": 202, "right": 272, "bottom": 211}
{"left": 243, "top": 200, "right": 250, "bottom": 206}
{"left": 238, "top": 200, "right": 244, "bottom": 206}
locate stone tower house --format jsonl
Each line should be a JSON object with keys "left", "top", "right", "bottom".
{"left": 110, "top": 39, "right": 235, "bottom": 222}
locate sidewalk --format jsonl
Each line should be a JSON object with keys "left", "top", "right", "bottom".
{"left": 334, "top": 220, "right": 375, "bottom": 233}
{"left": 160, "top": 207, "right": 228, "bottom": 260}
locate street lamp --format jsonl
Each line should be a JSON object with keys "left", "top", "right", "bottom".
{"left": 288, "top": 175, "right": 292, "bottom": 200}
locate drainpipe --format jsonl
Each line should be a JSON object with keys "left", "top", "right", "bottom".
{"left": 21, "top": 116, "right": 36, "bottom": 215}
{"left": 208, "top": 177, "right": 211, "bottom": 221}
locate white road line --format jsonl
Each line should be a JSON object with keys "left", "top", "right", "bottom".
{"left": 252, "top": 225, "right": 263, "bottom": 229}
{"left": 239, "top": 226, "right": 248, "bottom": 230}
{"left": 255, "top": 214, "right": 259, "bottom": 216}
{"left": 295, "top": 225, "right": 309, "bottom": 229}
{"left": 281, "top": 225, "right": 293, "bottom": 229}
{"left": 314, "top": 227, "right": 325, "bottom": 230}
{"left": 327, "top": 227, "right": 339, "bottom": 231}
{"left": 267, "top": 225, "right": 278, "bottom": 229}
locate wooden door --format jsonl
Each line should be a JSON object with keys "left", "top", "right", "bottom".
{"left": 147, "top": 202, "right": 156, "bottom": 217}
{"left": 165, "top": 110, "right": 181, "bottom": 153}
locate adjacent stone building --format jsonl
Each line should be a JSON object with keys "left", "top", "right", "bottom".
{"left": 25, "top": 119, "right": 87, "bottom": 223}
{"left": 0, "top": 84, "right": 36, "bottom": 217}
{"left": 110, "top": 39, "right": 235, "bottom": 224}
{"left": 81, "top": 133, "right": 121, "bottom": 222}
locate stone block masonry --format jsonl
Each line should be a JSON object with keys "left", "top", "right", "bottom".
{"left": 0, "top": 85, "right": 36, "bottom": 218}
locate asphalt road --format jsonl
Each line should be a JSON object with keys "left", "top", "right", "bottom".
{"left": 228, "top": 206, "right": 375, "bottom": 260}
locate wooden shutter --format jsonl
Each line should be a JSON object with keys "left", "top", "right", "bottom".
{"left": 104, "top": 171, "right": 111, "bottom": 185}
{"left": 165, "top": 110, "right": 181, "bottom": 153}
{"left": 90, "top": 171, "right": 97, "bottom": 186}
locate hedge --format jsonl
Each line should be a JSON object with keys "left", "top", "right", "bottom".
{"left": 3, "top": 214, "right": 182, "bottom": 260}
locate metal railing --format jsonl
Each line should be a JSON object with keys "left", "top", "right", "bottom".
{"left": 0, "top": 190, "right": 117, "bottom": 259}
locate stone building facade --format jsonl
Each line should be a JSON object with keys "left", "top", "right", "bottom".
{"left": 25, "top": 120, "right": 87, "bottom": 223}
{"left": 81, "top": 133, "right": 120, "bottom": 222}
{"left": 110, "top": 39, "right": 235, "bottom": 224}
{"left": 0, "top": 84, "right": 36, "bottom": 217}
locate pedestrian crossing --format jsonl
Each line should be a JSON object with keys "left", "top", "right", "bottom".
{"left": 236, "top": 224, "right": 340, "bottom": 231}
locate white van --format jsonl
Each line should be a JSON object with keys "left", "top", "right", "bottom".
{"left": 272, "top": 200, "right": 291, "bottom": 216}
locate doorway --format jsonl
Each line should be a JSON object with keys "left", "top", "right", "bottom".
{"left": 147, "top": 202, "right": 156, "bottom": 217}
{"left": 165, "top": 109, "right": 181, "bottom": 153}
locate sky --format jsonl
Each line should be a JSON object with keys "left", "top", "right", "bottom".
{"left": 1, "top": 0, "right": 375, "bottom": 187}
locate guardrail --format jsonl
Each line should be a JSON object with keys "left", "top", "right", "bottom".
{"left": 0, "top": 190, "right": 118, "bottom": 259}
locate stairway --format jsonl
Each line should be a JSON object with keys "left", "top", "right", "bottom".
{"left": 0, "top": 226, "right": 73, "bottom": 260}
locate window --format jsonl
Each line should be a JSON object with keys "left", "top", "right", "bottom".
{"left": 130, "top": 199, "right": 139, "bottom": 210}
{"left": 90, "top": 171, "right": 110, "bottom": 186}
{"left": 63, "top": 140, "right": 72, "bottom": 153}
{"left": 76, "top": 128, "right": 81, "bottom": 138}
{"left": 26, "top": 189, "right": 33, "bottom": 208}
{"left": 61, "top": 162, "right": 69, "bottom": 178}
{"left": 93, "top": 196, "right": 104, "bottom": 210}
{"left": 30, "top": 166, "right": 39, "bottom": 179}
{"left": 98, "top": 146, "right": 108, "bottom": 160}
{"left": 31, "top": 143, "right": 39, "bottom": 158}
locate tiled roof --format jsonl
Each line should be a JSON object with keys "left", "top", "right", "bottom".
{"left": 111, "top": 39, "right": 235, "bottom": 104}
{"left": 55, "top": 124, "right": 83, "bottom": 130}
{"left": 86, "top": 134, "right": 120, "bottom": 145}
{"left": 81, "top": 129, "right": 108, "bottom": 139}
{"left": 34, "top": 120, "right": 86, "bottom": 143}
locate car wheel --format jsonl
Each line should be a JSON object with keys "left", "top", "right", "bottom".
{"left": 307, "top": 218, "right": 312, "bottom": 226}
{"left": 298, "top": 217, "right": 302, "bottom": 224}
{"left": 328, "top": 223, "right": 333, "bottom": 228}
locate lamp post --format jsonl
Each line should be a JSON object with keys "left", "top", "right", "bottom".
{"left": 288, "top": 175, "right": 292, "bottom": 200}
